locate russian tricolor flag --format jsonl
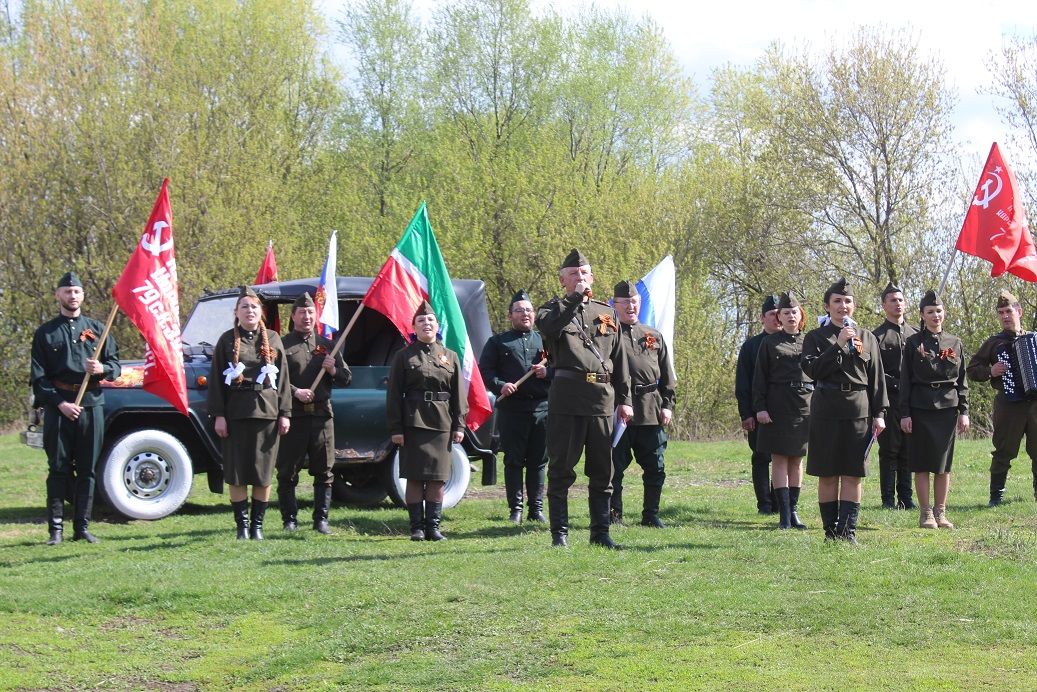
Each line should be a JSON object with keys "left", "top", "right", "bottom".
{"left": 636, "top": 255, "right": 675, "bottom": 372}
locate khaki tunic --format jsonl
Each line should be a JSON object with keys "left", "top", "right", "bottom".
{"left": 386, "top": 340, "right": 466, "bottom": 481}
{"left": 752, "top": 331, "right": 812, "bottom": 456}
{"left": 801, "top": 321, "right": 887, "bottom": 477}
{"left": 900, "top": 329, "right": 967, "bottom": 473}
{"left": 208, "top": 328, "right": 292, "bottom": 486}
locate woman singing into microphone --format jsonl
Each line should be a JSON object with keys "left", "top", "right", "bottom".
{"left": 801, "top": 278, "right": 887, "bottom": 544}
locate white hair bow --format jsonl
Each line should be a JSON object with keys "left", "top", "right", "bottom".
{"left": 257, "top": 363, "right": 279, "bottom": 389}
{"left": 223, "top": 362, "right": 245, "bottom": 385}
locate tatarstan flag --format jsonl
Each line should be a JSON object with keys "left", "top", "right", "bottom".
{"left": 363, "top": 203, "right": 492, "bottom": 430}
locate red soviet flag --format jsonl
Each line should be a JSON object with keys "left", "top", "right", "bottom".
{"left": 955, "top": 142, "right": 1037, "bottom": 281}
{"left": 253, "top": 240, "right": 280, "bottom": 331}
{"left": 111, "top": 178, "right": 189, "bottom": 415}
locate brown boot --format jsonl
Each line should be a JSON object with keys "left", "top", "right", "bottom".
{"left": 919, "top": 505, "right": 938, "bottom": 529}
{"left": 934, "top": 504, "right": 954, "bottom": 529}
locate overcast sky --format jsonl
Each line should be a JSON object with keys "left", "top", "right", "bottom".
{"left": 322, "top": 0, "right": 1037, "bottom": 167}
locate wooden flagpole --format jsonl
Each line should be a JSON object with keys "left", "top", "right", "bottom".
{"left": 497, "top": 358, "right": 548, "bottom": 399}
{"left": 73, "top": 304, "right": 119, "bottom": 407}
{"left": 308, "top": 303, "right": 367, "bottom": 390}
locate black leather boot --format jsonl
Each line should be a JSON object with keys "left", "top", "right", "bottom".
{"left": 989, "top": 472, "right": 1008, "bottom": 507}
{"left": 312, "top": 485, "right": 332, "bottom": 534}
{"left": 775, "top": 487, "right": 792, "bottom": 529}
{"left": 71, "top": 489, "right": 98, "bottom": 543}
{"left": 407, "top": 503, "right": 425, "bottom": 541}
{"left": 46, "top": 497, "right": 64, "bottom": 546}
{"left": 878, "top": 462, "right": 897, "bottom": 508}
{"left": 838, "top": 500, "right": 861, "bottom": 546}
{"left": 609, "top": 489, "right": 624, "bottom": 526}
{"left": 279, "top": 484, "right": 298, "bottom": 531}
{"left": 527, "top": 483, "right": 546, "bottom": 523}
{"left": 788, "top": 487, "right": 806, "bottom": 529}
{"left": 232, "top": 499, "right": 250, "bottom": 540}
{"left": 249, "top": 500, "right": 268, "bottom": 540}
{"left": 588, "top": 494, "right": 620, "bottom": 549}
{"left": 641, "top": 485, "right": 666, "bottom": 528}
{"left": 752, "top": 461, "right": 774, "bottom": 514}
{"left": 896, "top": 469, "right": 916, "bottom": 509}
{"left": 548, "top": 495, "right": 568, "bottom": 547}
{"left": 819, "top": 501, "right": 839, "bottom": 541}
{"left": 505, "top": 465, "right": 524, "bottom": 524}
{"left": 425, "top": 501, "right": 446, "bottom": 541}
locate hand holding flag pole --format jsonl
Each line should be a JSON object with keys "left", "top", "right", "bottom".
{"left": 73, "top": 305, "right": 119, "bottom": 407}
{"left": 498, "top": 357, "right": 548, "bottom": 399}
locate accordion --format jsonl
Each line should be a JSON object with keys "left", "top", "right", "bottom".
{"left": 998, "top": 333, "right": 1037, "bottom": 401}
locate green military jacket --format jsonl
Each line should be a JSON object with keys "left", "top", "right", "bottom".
{"left": 802, "top": 321, "right": 887, "bottom": 420}
{"left": 619, "top": 322, "right": 676, "bottom": 426}
{"left": 386, "top": 340, "right": 467, "bottom": 435}
{"left": 966, "top": 329, "right": 1025, "bottom": 393}
{"left": 900, "top": 329, "right": 968, "bottom": 413}
{"left": 282, "top": 330, "right": 351, "bottom": 418}
{"left": 208, "top": 327, "right": 292, "bottom": 420}
{"left": 752, "top": 331, "right": 812, "bottom": 417}
{"left": 535, "top": 292, "right": 631, "bottom": 416}
{"left": 31, "top": 313, "right": 121, "bottom": 407}
{"left": 873, "top": 319, "right": 917, "bottom": 412}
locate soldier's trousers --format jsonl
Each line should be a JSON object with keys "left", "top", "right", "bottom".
{"left": 276, "top": 415, "right": 335, "bottom": 488}
{"left": 878, "top": 402, "right": 911, "bottom": 498}
{"left": 500, "top": 407, "right": 548, "bottom": 500}
{"left": 612, "top": 424, "right": 667, "bottom": 497}
{"left": 546, "top": 413, "right": 613, "bottom": 500}
{"left": 43, "top": 404, "right": 104, "bottom": 504}
{"left": 991, "top": 395, "right": 1037, "bottom": 474}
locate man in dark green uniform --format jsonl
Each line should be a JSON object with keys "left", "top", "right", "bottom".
{"left": 610, "top": 280, "right": 677, "bottom": 528}
{"left": 536, "top": 249, "right": 631, "bottom": 549}
{"left": 30, "top": 272, "right": 121, "bottom": 544}
{"left": 478, "top": 290, "right": 550, "bottom": 524}
{"left": 872, "top": 282, "right": 917, "bottom": 509}
{"left": 276, "top": 292, "right": 351, "bottom": 533}
{"left": 735, "top": 295, "right": 780, "bottom": 514}
{"left": 966, "top": 290, "right": 1037, "bottom": 506}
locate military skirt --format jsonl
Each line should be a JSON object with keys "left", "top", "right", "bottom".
{"left": 908, "top": 408, "right": 957, "bottom": 473}
{"left": 757, "top": 386, "right": 811, "bottom": 457}
{"left": 399, "top": 427, "right": 453, "bottom": 482}
{"left": 222, "top": 418, "right": 281, "bottom": 486}
{"left": 806, "top": 417, "right": 870, "bottom": 477}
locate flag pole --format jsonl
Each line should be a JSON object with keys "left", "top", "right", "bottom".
{"left": 936, "top": 249, "right": 958, "bottom": 297}
{"left": 309, "top": 303, "right": 366, "bottom": 390}
{"left": 73, "top": 303, "right": 119, "bottom": 407}
{"left": 497, "top": 358, "right": 548, "bottom": 399}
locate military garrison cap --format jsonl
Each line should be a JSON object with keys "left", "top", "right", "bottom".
{"left": 881, "top": 281, "right": 903, "bottom": 300}
{"left": 919, "top": 290, "right": 943, "bottom": 310}
{"left": 777, "top": 292, "right": 801, "bottom": 310}
{"left": 292, "top": 292, "right": 315, "bottom": 310}
{"left": 613, "top": 280, "right": 636, "bottom": 299}
{"left": 413, "top": 299, "right": 436, "bottom": 321}
{"left": 560, "top": 248, "right": 589, "bottom": 269}
{"left": 761, "top": 294, "right": 778, "bottom": 314}
{"left": 57, "top": 272, "right": 82, "bottom": 289}
{"left": 510, "top": 289, "right": 531, "bottom": 308}
{"left": 823, "top": 277, "right": 853, "bottom": 303}
{"left": 997, "top": 290, "right": 1019, "bottom": 308}
{"left": 237, "top": 285, "right": 260, "bottom": 302}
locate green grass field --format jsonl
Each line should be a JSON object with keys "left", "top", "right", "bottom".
{"left": 1, "top": 433, "right": 1036, "bottom": 690}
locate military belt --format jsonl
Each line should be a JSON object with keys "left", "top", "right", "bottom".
{"left": 633, "top": 383, "right": 658, "bottom": 395}
{"left": 229, "top": 382, "right": 267, "bottom": 391}
{"left": 555, "top": 369, "right": 610, "bottom": 384}
{"left": 784, "top": 381, "right": 814, "bottom": 391}
{"left": 50, "top": 379, "right": 98, "bottom": 393}
{"left": 815, "top": 381, "right": 865, "bottom": 392}
{"left": 407, "top": 391, "right": 451, "bottom": 402}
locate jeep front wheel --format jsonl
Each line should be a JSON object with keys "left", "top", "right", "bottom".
{"left": 98, "top": 430, "right": 194, "bottom": 520}
{"left": 385, "top": 445, "right": 471, "bottom": 509}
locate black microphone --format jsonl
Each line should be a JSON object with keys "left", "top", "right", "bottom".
{"left": 843, "top": 316, "right": 857, "bottom": 354}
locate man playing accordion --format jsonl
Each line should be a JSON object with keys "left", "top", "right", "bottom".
{"left": 966, "top": 290, "right": 1037, "bottom": 506}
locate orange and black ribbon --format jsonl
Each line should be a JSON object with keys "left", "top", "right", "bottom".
{"left": 80, "top": 328, "right": 97, "bottom": 342}
{"left": 643, "top": 334, "right": 658, "bottom": 351}
{"left": 596, "top": 314, "right": 616, "bottom": 335}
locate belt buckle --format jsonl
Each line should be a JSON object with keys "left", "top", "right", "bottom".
{"left": 585, "top": 373, "right": 597, "bottom": 383}
{"left": 303, "top": 403, "right": 315, "bottom": 413}
{"left": 424, "top": 391, "right": 434, "bottom": 402}
{"left": 929, "top": 383, "right": 941, "bottom": 389}
{"left": 840, "top": 383, "right": 852, "bottom": 392}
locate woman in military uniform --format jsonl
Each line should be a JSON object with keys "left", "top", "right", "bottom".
{"left": 802, "top": 278, "right": 887, "bottom": 544}
{"left": 208, "top": 286, "right": 292, "bottom": 540}
{"left": 753, "top": 292, "right": 812, "bottom": 530}
{"left": 899, "top": 290, "right": 969, "bottom": 529}
{"left": 387, "top": 301, "right": 467, "bottom": 542}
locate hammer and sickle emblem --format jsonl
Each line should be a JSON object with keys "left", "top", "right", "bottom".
{"left": 973, "top": 167, "right": 1004, "bottom": 210}
{"left": 140, "top": 220, "right": 174, "bottom": 256}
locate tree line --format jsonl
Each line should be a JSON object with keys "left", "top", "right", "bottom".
{"left": 4, "top": 0, "right": 1037, "bottom": 435}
